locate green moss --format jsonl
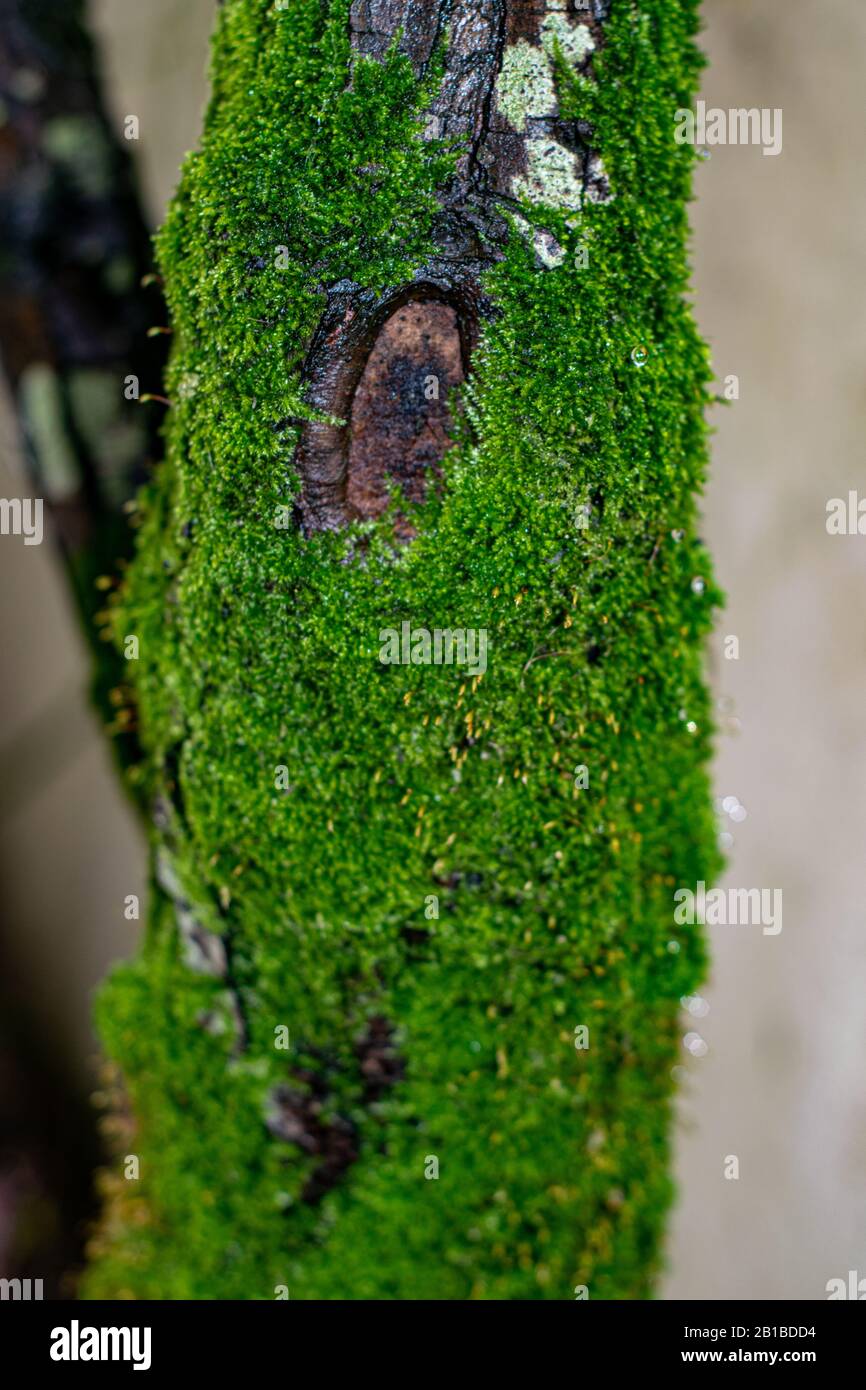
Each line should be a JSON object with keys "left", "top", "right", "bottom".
{"left": 84, "top": 0, "right": 721, "bottom": 1300}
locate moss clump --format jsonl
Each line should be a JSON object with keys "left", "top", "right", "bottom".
{"left": 84, "top": 0, "right": 721, "bottom": 1300}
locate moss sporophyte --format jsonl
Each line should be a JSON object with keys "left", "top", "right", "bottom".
{"left": 85, "top": 1, "right": 722, "bottom": 1300}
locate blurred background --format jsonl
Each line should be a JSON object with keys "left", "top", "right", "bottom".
{"left": 0, "top": 0, "right": 864, "bottom": 1298}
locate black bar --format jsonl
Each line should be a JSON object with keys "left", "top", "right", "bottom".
{"left": 0, "top": 1297, "right": 858, "bottom": 1375}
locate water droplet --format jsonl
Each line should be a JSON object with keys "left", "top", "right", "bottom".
{"left": 686, "top": 721, "right": 698, "bottom": 735}
{"left": 691, "top": 576, "right": 705, "bottom": 595}
{"left": 718, "top": 831, "right": 734, "bottom": 851}
{"left": 631, "top": 345, "right": 648, "bottom": 367}
{"left": 683, "top": 1031, "right": 708, "bottom": 1057}
{"left": 721, "top": 795, "right": 738, "bottom": 814}
{"left": 667, "top": 939, "right": 681, "bottom": 954}
{"left": 687, "top": 995, "right": 709, "bottom": 1018}
{"left": 671, "top": 528, "right": 685, "bottom": 542}
{"left": 678, "top": 708, "right": 688, "bottom": 721}
{"left": 730, "top": 804, "right": 747, "bottom": 824}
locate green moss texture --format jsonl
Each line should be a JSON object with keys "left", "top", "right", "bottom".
{"left": 84, "top": 0, "right": 721, "bottom": 1300}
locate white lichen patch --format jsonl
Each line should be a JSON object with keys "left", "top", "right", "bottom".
{"left": 540, "top": 17, "right": 595, "bottom": 69}
{"left": 585, "top": 153, "right": 613, "bottom": 202}
{"left": 495, "top": 20, "right": 594, "bottom": 132}
{"left": 533, "top": 227, "right": 567, "bottom": 268}
{"left": 495, "top": 19, "right": 597, "bottom": 211}
{"left": 512, "top": 213, "right": 567, "bottom": 269}
{"left": 495, "top": 41, "right": 557, "bottom": 132}
{"left": 513, "top": 140, "right": 585, "bottom": 212}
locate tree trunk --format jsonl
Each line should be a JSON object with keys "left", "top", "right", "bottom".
{"left": 85, "top": 0, "right": 720, "bottom": 1300}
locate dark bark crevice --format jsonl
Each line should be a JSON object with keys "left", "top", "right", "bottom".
{"left": 265, "top": 1016, "right": 404, "bottom": 1204}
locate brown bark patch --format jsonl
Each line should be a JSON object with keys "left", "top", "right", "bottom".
{"left": 346, "top": 299, "right": 464, "bottom": 520}
{"left": 355, "top": 1014, "right": 405, "bottom": 1099}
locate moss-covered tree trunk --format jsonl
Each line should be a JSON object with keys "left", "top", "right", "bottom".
{"left": 85, "top": 0, "right": 720, "bottom": 1300}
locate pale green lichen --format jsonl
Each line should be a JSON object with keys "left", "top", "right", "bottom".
{"left": 176, "top": 371, "right": 201, "bottom": 402}
{"left": 513, "top": 139, "right": 586, "bottom": 211}
{"left": 495, "top": 19, "right": 596, "bottom": 211}
{"left": 511, "top": 213, "right": 567, "bottom": 268}
{"left": 532, "top": 226, "right": 567, "bottom": 267}
{"left": 585, "top": 152, "right": 612, "bottom": 201}
{"left": 495, "top": 41, "right": 557, "bottom": 132}
{"left": 496, "top": 20, "right": 594, "bottom": 132}
{"left": 541, "top": 17, "right": 595, "bottom": 68}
